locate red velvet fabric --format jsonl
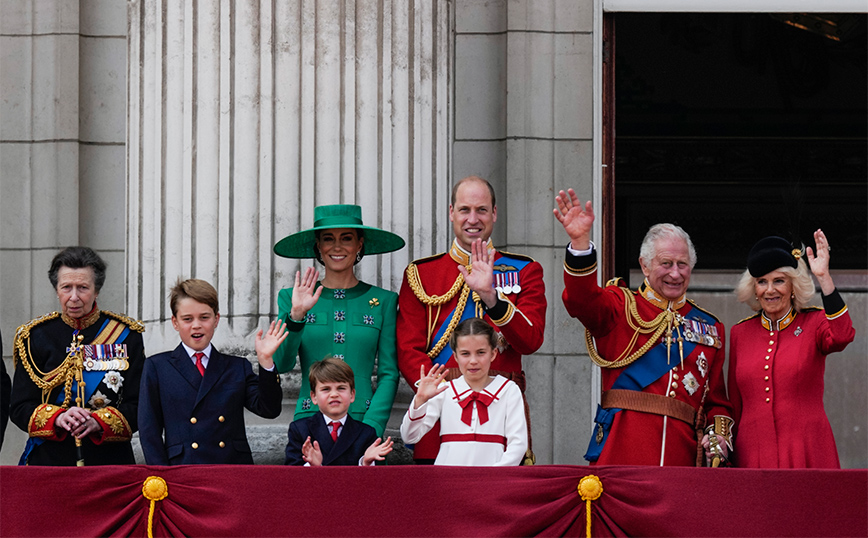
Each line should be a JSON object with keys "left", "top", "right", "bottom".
{"left": 1, "top": 465, "right": 865, "bottom": 537}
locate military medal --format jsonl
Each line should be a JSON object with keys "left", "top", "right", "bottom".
{"left": 512, "top": 272, "right": 521, "bottom": 293}
{"left": 502, "top": 272, "right": 513, "bottom": 294}
{"left": 82, "top": 344, "right": 130, "bottom": 371}
{"left": 495, "top": 273, "right": 504, "bottom": 294}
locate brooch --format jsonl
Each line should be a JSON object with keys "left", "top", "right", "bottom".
{"left": 794, "top": 326, "right": 802, "bottom": 336}
{"left": 681, "top": 372, "right": 699, "bottom": 395}
{"left": 369, "top": 298, "right": 379, "bottom": 308}
{"left": 695, "top": 352, "right": 708, "bottom": 378}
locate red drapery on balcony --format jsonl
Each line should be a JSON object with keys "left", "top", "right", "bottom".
{"left": 1, "top": 465, "right": 865, "bottom": 537}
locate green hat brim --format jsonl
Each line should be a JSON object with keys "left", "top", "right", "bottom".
{"left": 274, "top": 224, "right": 405, "bottom": 259}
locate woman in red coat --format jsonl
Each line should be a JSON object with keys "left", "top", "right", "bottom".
{"left": 728, "top": 230, "right": 855, "bottom": 468}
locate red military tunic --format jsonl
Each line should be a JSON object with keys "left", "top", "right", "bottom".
{"left": 728, "top": 290, "right": 854, "bottom": 468}
{"left": 397, "top": 239, "right": 546, "bottom": 460}
{"left": 563, "top": 247, "right": 732, "bottom": 466}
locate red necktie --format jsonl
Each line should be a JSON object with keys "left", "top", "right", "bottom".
{"left": 194, "top": 352, "right": 206, "bottom": 376}
{"left": 330, "top": 421, "right": 340, "bottom": 442}
{"left": 459, "top": 391, "right": 495, "bottom": 426}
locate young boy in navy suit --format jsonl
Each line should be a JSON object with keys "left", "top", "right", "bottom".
{"left": 139, "top": 279, "right": 287, "bottom": 464}
{"left": 285, "top": 358, "right": 393, "bottom": 466}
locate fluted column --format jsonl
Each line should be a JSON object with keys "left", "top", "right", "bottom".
{"left": 127, "top": 0, "right": 451, "bottom": 351}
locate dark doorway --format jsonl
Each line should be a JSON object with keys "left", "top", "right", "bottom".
{"left": 611, "top": 12, "right": 867, "bottom": 281}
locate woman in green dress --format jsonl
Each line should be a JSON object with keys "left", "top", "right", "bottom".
{"left": 272, "top": 205, "right": 405, "bottom": 437}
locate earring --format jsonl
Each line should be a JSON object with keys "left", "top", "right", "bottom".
{"left": 356, "top": 251, "right": 362, "bottom": 263}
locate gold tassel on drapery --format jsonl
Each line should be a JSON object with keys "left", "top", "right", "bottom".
{"left": 578, "top": 474, "right": 603, "bottom": 538}
{"left": 142, "top": 476, "right": 169, "bottom": 538}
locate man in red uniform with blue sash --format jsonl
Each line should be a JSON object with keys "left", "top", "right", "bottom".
{"left": 397, "top": 176, "right": 546, "bottom": 463}
{"left": 555, "top": 188, "right": 732, "bottom": 466}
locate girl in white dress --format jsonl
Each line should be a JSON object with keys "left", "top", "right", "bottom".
{"left": 400, "top": 318, "right": 528, "bottom": 466}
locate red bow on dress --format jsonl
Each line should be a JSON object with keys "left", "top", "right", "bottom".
{"left": 459, "top": 391, "right": 495, "bottom": 426}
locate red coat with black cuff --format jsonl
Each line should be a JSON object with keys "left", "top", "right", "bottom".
{"left": 397, "top": 240, "right": 546, "bottom": 460}
{"left": 562, "top": 247, "right": 732, "bottom": 466}
{"left": 728, "top": 290, "right": 855, "bottom": 468}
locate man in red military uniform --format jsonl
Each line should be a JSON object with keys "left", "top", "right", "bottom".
{"left": 554, "top": 188, "right": 732, "bottom": 466}
{"left": 397, "top": 176, "right": 546, "bottom": 463}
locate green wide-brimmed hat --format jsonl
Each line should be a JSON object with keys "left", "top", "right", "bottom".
{"left": 273, "top": 204, "right": 405, "bottom": 259}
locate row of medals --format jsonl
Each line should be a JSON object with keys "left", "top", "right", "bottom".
{"left": 494, "top": 272, "right": 521, "bottom": 295}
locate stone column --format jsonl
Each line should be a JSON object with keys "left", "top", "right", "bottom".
{"left": 452, "top": 0, "right": 598, "bottom": 464}
{"left": 0, "top": 0, "right": 128, "bottom": 340}
{"left": 127, "top": 0, "right": 451, "bottom": 352}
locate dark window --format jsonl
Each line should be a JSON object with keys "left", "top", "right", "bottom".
{"left": 614, "top": 12, "right": 867, "bottom": 277}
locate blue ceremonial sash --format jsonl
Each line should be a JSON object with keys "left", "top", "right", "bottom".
{"left": 584, "top": 303, "right": 716, "bottom": 462}
{"left": 19, "top": 320, "right": 131, "bottom": 465}
{"left": 429, "top": 303, "right": 477, "bottom": 366}
{"left": 428, "top": 254, "right": 532, "bottom": 365}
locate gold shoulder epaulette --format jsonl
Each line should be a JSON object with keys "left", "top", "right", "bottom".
{"left": 686, "top": 299, "right": 722, "bottom": 323}
{"left": 498, "top": 250, "right": 536, "bottom": 263}
{"left": 412, "top": 252, "right": 447, "bottom": 265}
{"left": 13, "top": 312, "right": 62, "bottom": 368}
{"left": 605, "top": 277, "right": 629, "bottom": 288}
{"left": 101, "top": 311, "right": 146, "bottom": 333}
{"left": 736, "top": 312, "right": 761, "bottom": 325}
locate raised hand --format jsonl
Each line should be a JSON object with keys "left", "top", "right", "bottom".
{"left": 362, "top": 436, "right": 394, "bottom": 466}
{"left": 254, "top": 319, "right": 289, "bottom": 369}
{"left": 553, "top": 188, "right": 595, "bottom": 250}
{"left": 458, "top": 238, "right": 497, "bottom": 307}
{"left": 414, "top": 363, "right": 448, "bottom": 408}
{"left": 302, "top": 436, "right": 323, "bottom": 466}
{"left": 806, "top": 228, "right": 835, "bottom": 295}
{"left": 290, "top": 267, "right": 323, "bottom": 321}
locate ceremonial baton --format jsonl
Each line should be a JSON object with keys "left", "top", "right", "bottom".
{"left": 71, "top": 333, "right": 86, "bottom": 467}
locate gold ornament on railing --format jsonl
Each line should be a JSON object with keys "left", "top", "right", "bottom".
{"left": 142, "top": 476, "right": 169, "bottom": 538}
{"left": 578, "top": 474, "right": 603, "bottom": 538}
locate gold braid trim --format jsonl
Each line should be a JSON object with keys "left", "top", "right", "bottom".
{"left": 14, "top": 313, "right": 77, "bottom": 407}
{"left": 406, "top": 263, "right": 465, "bottom": 305}
{"left": 12, "top": 312, "right": 61, "bottom": 370}
{"left": 94, "top": 407, "right": 132, "bottom": 441}
{"left": 102, "top": 310, "right": 146, "bottom": 333}
{"left": 406, "top": 262, "right": 476, "bottom": 359}
{"left": 585, "top": 288, "right": 675, "bottom": 369}
{"left": 427, "top": 285, "right": 472, "bottom": 359}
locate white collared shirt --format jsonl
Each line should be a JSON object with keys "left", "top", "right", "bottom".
{"left": 181, "top": 343, "right": 212, "bottom": 369}
{"left": 322, "top": 414, "right": 347, "bottom": 439}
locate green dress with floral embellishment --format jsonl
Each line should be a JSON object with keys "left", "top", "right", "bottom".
{"left": 273, "top": 282, "right": 399, "bottom": 438}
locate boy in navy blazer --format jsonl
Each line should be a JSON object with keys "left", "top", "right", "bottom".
{"left": 285, "top": 358, "right": 393, "bottom": 466}
{"left": 139, "top": 279, "right": 286, "bottom": 464}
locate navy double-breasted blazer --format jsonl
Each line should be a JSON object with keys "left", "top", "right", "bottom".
{"left": 285, "top": 411, "right": 379, "bottom": 466}
{"left": 139, "top": 344, "right": 283, "bottom": 465}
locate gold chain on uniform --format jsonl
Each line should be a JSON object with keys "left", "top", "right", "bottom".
{"left": 406, "top": 262, "right": 476, "bottom": 359}
{"left": 14, "top": 312, "right": 82, "bottom": 408}
{"left": 585, "top": 287, "right": 680, "bottom": 369}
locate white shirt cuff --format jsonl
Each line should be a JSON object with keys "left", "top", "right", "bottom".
{"left": 567, "top": 240, "right": 595, "bottom": 257}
